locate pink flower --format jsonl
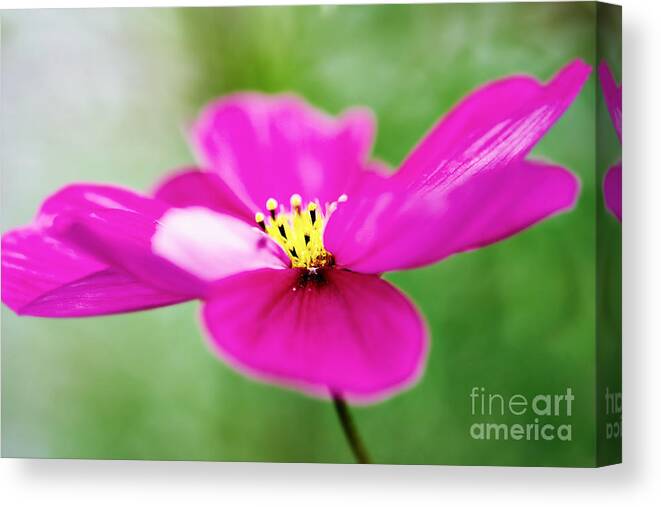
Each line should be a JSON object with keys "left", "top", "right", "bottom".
{"left": 2, "top": 60, "right": 590, "bottom": 403}
{"left": 599, "top": 61, "right": 622, "bottom": 221}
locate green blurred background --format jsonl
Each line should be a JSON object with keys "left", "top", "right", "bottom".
{"left": 1, "top": 2, "right": 620, "bottom": 466}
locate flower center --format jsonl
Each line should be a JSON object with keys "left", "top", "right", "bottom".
{"left": 255, "top": 193, "right": 346, "bottom": 269}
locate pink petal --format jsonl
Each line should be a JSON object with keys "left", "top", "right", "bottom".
{"left": 325, "top": 160, "right": 579, "bottom": 273}
{"left": 191, "top": 93, "right": 376, "bottom": 210}
{"left": 599, "top": 61, "right": 622, "bottom": 141}
{"left": 34, "top": 184, "right": 207, "bottom": 296}
{"left": 202, "top": 268, "right": 428, "bottom": 402}
{"left": 394, "top": 59, "right": 590, "bottom": 190}
{"left": 325, "top": 60, "right": 589, "bottom": 274}
{"left": 17, "top": 268, "right": 189, "bottom": 317}
{"left": 2, "top": 227, "right": 186, "bottom": 317}
{"left": 152, "top": 207, "right": 288, "bottom": 281}
{"left": 49, "top": 209, "right": 207, "bottom": 297}
{"left": 2, "top": 227, "right": 103, "bottom": 313}
{"left": 38, "top": 183, "right": 169, "bottom": 225}
{"left": 153, "top": 167, "right": 253, "bottom": 222}
{"left": 603, "top": 161, "right": 622, "bottom": 221}
{"left": 53, "top": 207, "right": 287, "bottom": 295}
{"left": 348, "top": 159, "right": 394, "bottom": 195}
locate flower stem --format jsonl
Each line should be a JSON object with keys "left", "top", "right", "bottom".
{"left": 331, "top": 391, "right": 371, "bottom": 464}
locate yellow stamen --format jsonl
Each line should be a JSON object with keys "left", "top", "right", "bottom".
{"left": 255, "top": 212, "right": 266, "bottom": 231}
{"left": 266, "top": 198, "right": 278, "bottom": 210}
{"left": 255, "top": 194, "right": 347, "bottom": 269}
{"left": 290, "top": 193, "right": 302, "bottom": 212}
{"left": 266, "top": 198, "right": 278, "bottom": 220}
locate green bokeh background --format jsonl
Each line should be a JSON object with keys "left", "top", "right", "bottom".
{"left": 1, "top": 2, "right": 620, "bottom": 466}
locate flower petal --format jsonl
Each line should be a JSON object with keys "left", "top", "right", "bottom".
{"left": 599, "top": 61, "right": 622, "bottom": 141}
{"left": 603, "top": 161, "right": 622, "bottom": 221}
{"left": 325, "top": 60, "right": 589, "bottom": 274}
{"left": 202, "top": 268, "right": 428, "bottom": 402}
{"left": 53, "top": 206, "right": 287, "bottom": 296}
{"left": 393, "top": 59, "right": 590, "bottom": 190}
{"left": 325, "top": 160, "right": 579, "bottom": 273}
{"left": 153, "top": 167, "right": 253, "bottom": 222}
{"left": 191, "top": 93, "right": 376, "bottom": 209}
{"left": 17, "top": 268, "right": 189, "bottom": 317}
{"left": 28, "top": 183, "right": 206, "bottom": 297}
{"left": 38, "top": 183, "right": 169, "bottom": 225}
{"left": 152, "top": 207, "right": 288, "bottom": 281}
{"left": 2, "top": 227, "right": 186, "bottom": 317}
{"left": 2, "top": 227, "right": 103, "bottom": 313}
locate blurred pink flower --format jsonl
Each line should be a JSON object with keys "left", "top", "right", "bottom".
{"left": 599, "top": 61, "right": 622, "bottom": 221}
{"left": 2, "top": 60, "right": 590, "bottom": 402}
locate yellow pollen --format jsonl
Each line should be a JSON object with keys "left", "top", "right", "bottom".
{"left": 266, "top": 198, "right": 278, "bottom": 211}
{"left": 290, "top": 193, "right": 302, "bottom": 209}
{"left": 256, "top": 194, "right": 346, "bottom": 269}
{"left": 265, "top": 198, "right": 278, "bottom": 220}
{"left": 254, "top": 212, "right": 266, "bottom": 231}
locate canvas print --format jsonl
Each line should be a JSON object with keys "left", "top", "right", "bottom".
{"left": 1, "top": 2, "right": 622, "bottom": 466}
